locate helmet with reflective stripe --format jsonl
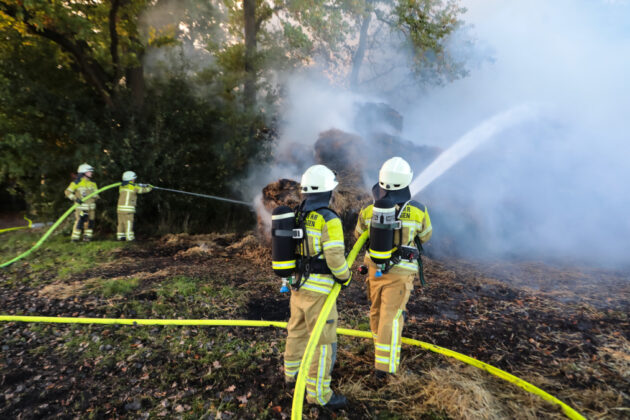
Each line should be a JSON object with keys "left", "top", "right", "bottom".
{"left": 122, "top": 171, "right": 137, "bottom": 182}
{"left": 379, "top": 157, "right": 412, "bottom": 190}
{"left": 300, "top": 165, "right": 338, "bottom": 193}
{"left": 77, "top": 163, "right": 94, "bottom": 174}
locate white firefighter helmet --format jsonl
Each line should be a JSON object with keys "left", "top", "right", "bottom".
{"left": 379, "top": 157, "right": 413, "bottom": 190}
{"left": 300, "top": 165, "right": 338, "bottom": 193}
{"left": 122, "top": 171, "right": 137, "bottom": 182}
{"left": 77, "top": 163, "right": 94, "bottom": 174}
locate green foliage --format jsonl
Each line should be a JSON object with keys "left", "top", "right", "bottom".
{"left": 0, "top": 0, "right": 274, "bottom": 233}
{"left": 0, "top": 0, "right": 469, "bottom": 236}
{"left": 394, "top": 0, "right": 467, "bottom": 84}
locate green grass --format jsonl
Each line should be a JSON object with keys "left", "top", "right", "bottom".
{"left": 0, "top": 229, "right": 125, "bottom": 286}
{"left": 101, "top": 277, "right": 140, "bottom": 297}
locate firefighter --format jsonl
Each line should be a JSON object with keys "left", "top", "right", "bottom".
{"left": 65, "top": 163, "right": 99, "bottom": 242}
{"left": 117, "top": 171, "right": 152, "bottom": 241}
{"left": 283, "top": 164, "right": 351, "bottom": 410}
{"left": 355, "top": 157, "right": 432, "bottom": 379}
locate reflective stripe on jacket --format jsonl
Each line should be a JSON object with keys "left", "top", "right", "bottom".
{"left": 117, "top": 183, "right": 152, "bottom": 213}
{"left": 299, "top": 208, "right": 350, "bottom": 295}
{"left": 355, "top": 200, "right": 432, "bottom": 275}
{"left": 65, "top": 178, "right": 99, "bottom": 211}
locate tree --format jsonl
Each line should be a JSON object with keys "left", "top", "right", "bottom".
{"left": 0, "top": 0, "right": 155, "bottom": 108}
{"left": 330, "top": 0, "right": 467, "bottom": 94}
{"left": 0, "top": 1, "right": 273, "bottom": 232}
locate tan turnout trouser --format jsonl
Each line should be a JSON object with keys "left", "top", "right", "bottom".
{"left": 284, "top": 288, "right": 338, "bottom": 405}
{"left": 71, "top": 209, "right": 95, "bottom": 241}
{"left": 117, "top": 212, "right": 135, "bottom": 241}
{"left": 368, "top": 265, "right": 414, "bottom": 374}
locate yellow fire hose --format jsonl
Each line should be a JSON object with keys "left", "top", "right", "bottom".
{"left": 0, "top": 183, "right": 121, "bottom": 268}
{"left": 291, "top": 231, "right": 368, "bottom": 418}
{"left": 0, "top": 190, "right": 585, "bottom": 418}
{"left": 0, "top": 314, "right": 585, "bottom": 419}
{"left": 0, "top": 215, "right": 33, "bottom": 234}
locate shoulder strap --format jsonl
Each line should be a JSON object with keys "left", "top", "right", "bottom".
{"left": 397, "top": 200, "right": 411, "bottom": 220}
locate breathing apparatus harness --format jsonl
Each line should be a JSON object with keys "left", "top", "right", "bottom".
{"left": 368, "top": 195, "right": 425, "bottom": 284}
{"left": 271, "top": 198, "right": 341, "bottom": 292}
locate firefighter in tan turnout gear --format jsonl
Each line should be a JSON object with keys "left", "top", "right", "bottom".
{"left": 65, "top": 163, "right": 99, "bottom": 242}
{"left": 355, "top": 157, "right": 432, "bottom": 379}
{"left": 277, "top": 165, "right": 351, "bottom": 410}
{"left": 117, "top": 171, "right": 152, "bottom": 241}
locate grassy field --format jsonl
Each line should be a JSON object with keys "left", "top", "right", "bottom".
{"left": 1, "top": 228, "right": 628, "bottom": 419}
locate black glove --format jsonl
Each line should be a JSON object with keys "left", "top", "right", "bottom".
{"left": 75, "top": 198, "right": 83, "bottom": 204}
{"left": 334, "top": 273, "right": 352, "bottom": 289}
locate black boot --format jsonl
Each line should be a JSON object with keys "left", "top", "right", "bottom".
{"left": 324, "top": 393, "right": 347, "bottom": 410}
{"left": 374, "top": 370, "right": 391, "bottom": 383}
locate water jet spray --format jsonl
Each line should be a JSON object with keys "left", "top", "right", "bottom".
{"left": 410, "top": 105, "right": 539, "bottom": 197}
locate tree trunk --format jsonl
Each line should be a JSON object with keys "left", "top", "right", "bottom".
{"left": 350, "top": 11, "right": 372, "bottom": 91}
{"left": 126, "top": 66, "right": 145, "bottom": 111}
{"left": 243, "top": 0, "right": 257, "bottom": 109}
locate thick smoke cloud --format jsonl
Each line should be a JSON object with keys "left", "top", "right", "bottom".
{"left": 242, "top": 0, "right": 630, "bottom": 267}
{"left": 408, "top": 0, "right": 630, "bottom": 266}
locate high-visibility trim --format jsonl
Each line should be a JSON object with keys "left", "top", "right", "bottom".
{"left": 389, "top": 310, "right": 403, "bottom": 374}
{"left": 313, "top": 237, "right": 321, "bottom": 254}
{"left": 272, "top": 260, "right": 296, "bottom": 269}
{"left": 305, "top": 229, "right": 321, "bottom": 237}
{"left": 306, "top": 275, "right": 335, "bottom": 286}
{"left": 375, "top": 356, "right": 390, "bottom": 364}
{"left": 285, "top": 367, "right": 300, "bottom": 377}
{"left": 300, "top": 283, "right": 332, "bottom": 295}
{"left": 395, "top": 260, "right": 419, "bottom": 271}
{"left": 285, "top": 360, "right": 301, "bottom": 367}
{"left": 330, "top": 263, "right": 349, "bottom": 276}
{"left": 375, "top": 343, "right": 391, "bottom": 352}
{"left": 272, "top": 213, "right": 294, "bottom": 220}
{"left": 322, "top": 240, "right": 344, "bottom": 250}
{"left": 369, "top": 248, "right": 393, "bottom": 259}
{"left": 420, "top": 225, "right": 432, "bottom": 236}
{"left": 316, "top": 345, "right": 328, "bottom": 405}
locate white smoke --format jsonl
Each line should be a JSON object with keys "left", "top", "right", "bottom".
{"left": 405, "top": 0, "right": 630, "bottom": 266}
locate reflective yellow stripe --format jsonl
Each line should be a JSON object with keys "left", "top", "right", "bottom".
{"left": 322, "top": 240, "right": 344, "bottom": 250}
{"left": 368, "top": 249, "right": 392, "bottom": 258}
{"left": 330, "top": 263, "right": 349, "bottom": 276}
{"left": 316, "top": 345, "right": 327, "bottom": 405}
{"left": 375, "top": 343, "right": 391, "bottom": 352}
{"left": 390, "top": 310, "right": 402, "bottom": 373}
{"left": 272, "top": 260, "right": 296, "bottom": 269}
{"left": 396, "top": 260, "right": 418, "bottom": 270}
{"left": 300, "top": 283, "right": 332, "bottom": 295}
